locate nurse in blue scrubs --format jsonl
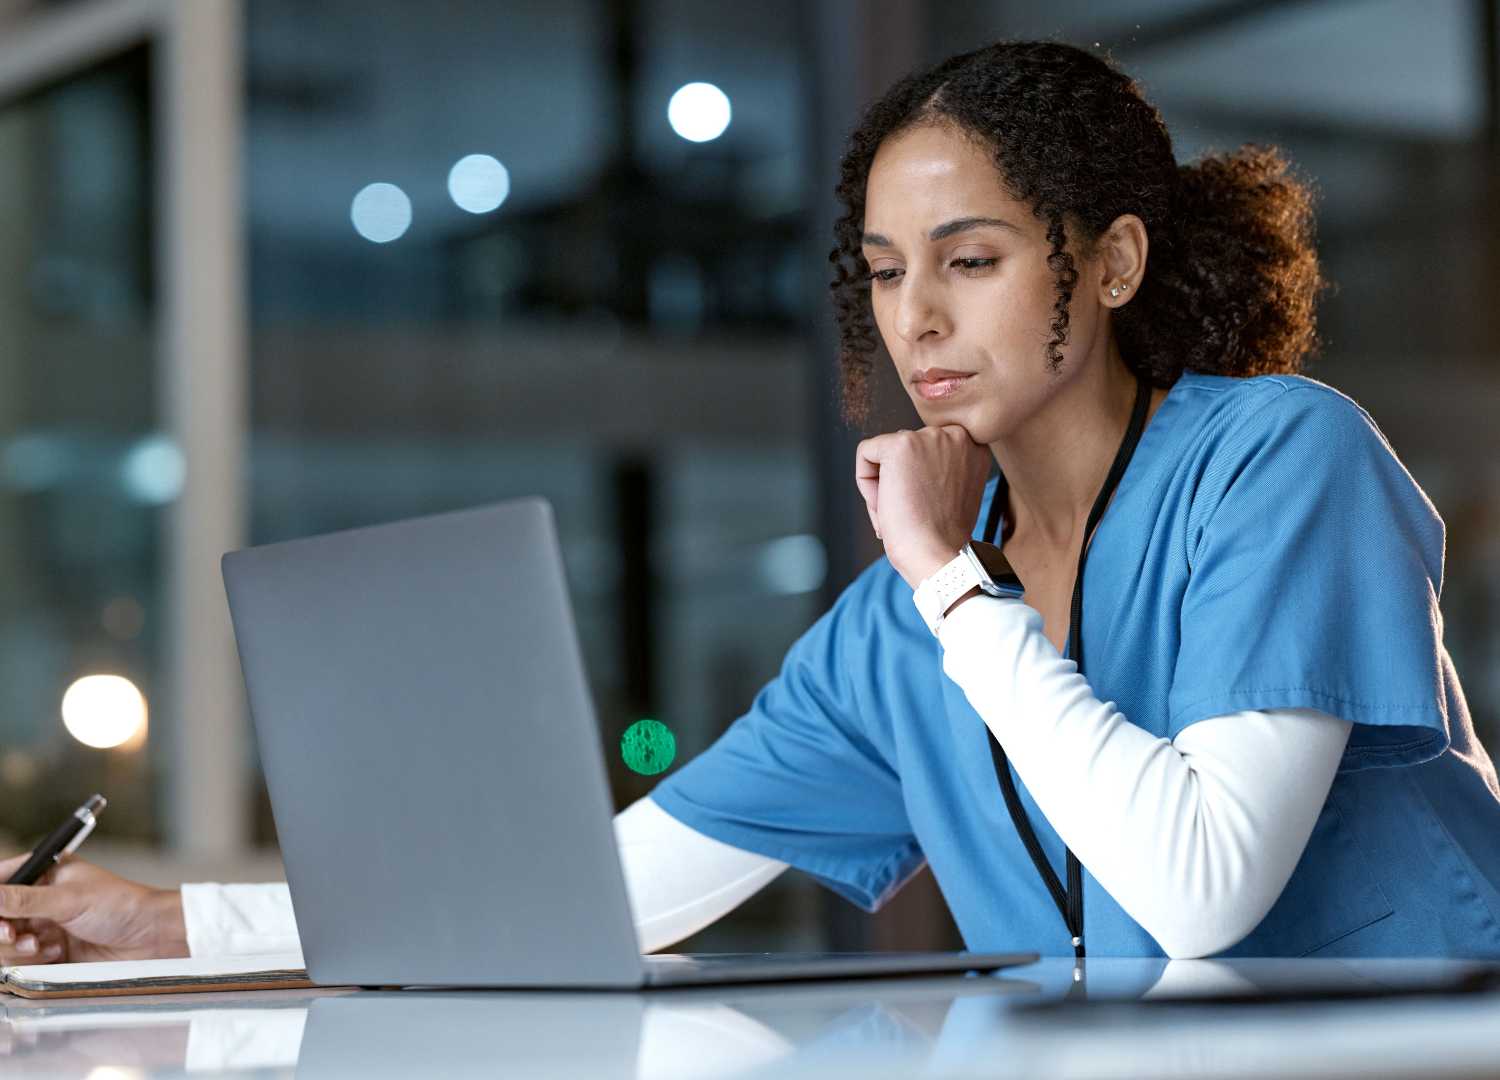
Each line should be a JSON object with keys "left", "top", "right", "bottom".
{"left": 1, "top": 40, "right": 1497, "bottom": 967}
{"left": 649, "top": 40, "right": 1500, "bottom": 959}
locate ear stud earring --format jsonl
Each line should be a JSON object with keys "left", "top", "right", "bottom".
{"left": 1109, "top": 283, "right": 1130, "bottom": 299}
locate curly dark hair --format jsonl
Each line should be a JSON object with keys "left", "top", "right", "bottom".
{"left": 828, "top": 40, "right": 1326, "bottom": 425}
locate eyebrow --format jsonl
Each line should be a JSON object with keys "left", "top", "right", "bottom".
{"left": 861, "top": 216, "right": 1023, "bottom": 248}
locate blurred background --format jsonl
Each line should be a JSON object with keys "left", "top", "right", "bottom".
{"left": 0, "top": 0, "right": 1496, "bottom": 954}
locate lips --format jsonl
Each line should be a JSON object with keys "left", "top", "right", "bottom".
{"left": 911, "top": 368, "right": 974, "bottom": 383}
{"left": 911, "top": 369, "right": 975, "bottom": 401}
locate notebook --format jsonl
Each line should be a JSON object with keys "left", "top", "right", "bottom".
{"left": 0, "top": 952, "right": 313, "bottom": 999}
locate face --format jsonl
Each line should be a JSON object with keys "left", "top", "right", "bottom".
{"left": 861, "top": 122, "right": 1115, "bottom": 443}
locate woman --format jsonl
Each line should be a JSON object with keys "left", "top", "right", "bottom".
{"left": 2, "top": 40, "right": 1497, "bottom": 964}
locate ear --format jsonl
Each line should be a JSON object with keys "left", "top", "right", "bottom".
{"left": 1094, "top": 213, "right": 1148, "bottom": 309}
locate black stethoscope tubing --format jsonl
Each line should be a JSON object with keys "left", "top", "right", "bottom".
{"left": 980, "top": 373, "right": 1153, "bottom": 961}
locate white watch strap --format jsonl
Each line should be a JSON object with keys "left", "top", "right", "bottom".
{"left": 912, "top": 548, "right": 980, "bottom": 636}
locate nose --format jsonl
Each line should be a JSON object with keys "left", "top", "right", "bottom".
{"left": 893, "top": 270, "right": 948, "bottom": 345}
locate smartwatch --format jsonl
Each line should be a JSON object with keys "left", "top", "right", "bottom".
{"left": 912, "top": 541, "right": 1025, "bottom": 636}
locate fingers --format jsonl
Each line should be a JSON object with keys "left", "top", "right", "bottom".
{"left": 854, "top": 427, "right": 991, "bottom": 550}
{"left": 0, "top": 852, "right": 32, "bottom": 878}
{"left": 855, "top": 476, "right": 881, "bottom": 539}
{"left": 854, "top": 431, "right": 907, "bottom": 475}
{"left": 31, "top": 923, "right": 66, "bottom": 963}
{"left": 855, "top": 435, "right": 895, "bottom": 539}
{"left": 855, "top": 431, "right": 924, "bottom": 540}
{"left": 854, "top": 440, "right": 880, "bottom": 523}
{"left": 0, "top": 920, "right": 63, "bottom": 964}
{"left": 0, "top": 883, "right": 84, "bottom": 925}
{"left": 4, "top": 938, "right": 63, "bottom": 963}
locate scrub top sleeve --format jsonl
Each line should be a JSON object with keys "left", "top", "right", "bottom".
{"left": 648, "top": 562, "right": 925, "bottom": 913}
{"left": 1167, "top": 384, "right": 1450, "bottom": 770}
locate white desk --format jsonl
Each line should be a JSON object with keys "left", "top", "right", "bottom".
{"left": 4, "top": 958, "right": 1500, "bottom": 1078}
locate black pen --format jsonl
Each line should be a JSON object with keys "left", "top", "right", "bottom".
{"left": 6, "top": 795, "right": 107, "bottom": 885}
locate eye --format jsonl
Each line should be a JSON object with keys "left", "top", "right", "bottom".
{"left": 952, "top": 257, "right": 997, "bottom": 273}
{"left": 867, "top": 268, "right": 902, "bottom": 287}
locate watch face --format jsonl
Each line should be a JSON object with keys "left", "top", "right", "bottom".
{"left": 981, "top": 577, "right": 1024, "bottom": 600}
{"left": 994, "top": 571, "right": 1024, "bottom": 598}
{"left": 965, "top": 542, "right": 1024, "bottom": 599}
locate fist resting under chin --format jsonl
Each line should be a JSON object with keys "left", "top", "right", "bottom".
{"left": 854, "top": 425, "right": 993, "bottom": 587}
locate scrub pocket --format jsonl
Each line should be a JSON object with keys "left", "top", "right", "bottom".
{"left": 1219, "top": 791, "right": 1393, "bottom": 958}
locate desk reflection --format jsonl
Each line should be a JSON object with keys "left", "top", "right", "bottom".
{"left": 0, "top": 972, "right": 1038, "bottom": 1078}
{"left": 0, "top": 991, "right": 317, "bottom": 1075}
{"left": 5, "top": 959, "right": 1500, "bottom": 1079}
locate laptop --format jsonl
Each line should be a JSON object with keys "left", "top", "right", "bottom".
{"left": 221, "top": 497, "right": 1035, "bottom": 989}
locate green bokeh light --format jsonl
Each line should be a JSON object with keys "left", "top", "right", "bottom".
{"left": 621, "top": 718, "right": 676, "bottom": 776}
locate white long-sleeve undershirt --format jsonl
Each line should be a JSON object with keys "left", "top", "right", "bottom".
{"left": 179, "top": 796, "right": 787, "bottom": 959}
{"left": 182, "top": 599, "right": 1350, "bottom": 961}
{"left": 935, "top": 593, "right": 1352, "bottom": 958}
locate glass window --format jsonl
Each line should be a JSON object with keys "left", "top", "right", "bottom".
{"left": 245, "top": 0, "right": 825, "bottom": 946}
{"left": 0, "top": 46, "right": 160, "bottom": 846}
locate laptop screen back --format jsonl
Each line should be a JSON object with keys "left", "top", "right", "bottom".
{"left": 222, "top": 498, "right": 644, "bottom": 988}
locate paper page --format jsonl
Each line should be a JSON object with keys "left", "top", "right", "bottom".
{"left": 2, "top": 951, "right": 306, "bottom": 987}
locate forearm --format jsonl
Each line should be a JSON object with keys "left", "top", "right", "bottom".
{"left": 180, "top": 797, "right": 785, "bottom": 958}
{"left": 616, "top": 795, "right": 787, "bottom": 953}
{"left": 937, "top": 595, "right": 1351, "bottom": 958}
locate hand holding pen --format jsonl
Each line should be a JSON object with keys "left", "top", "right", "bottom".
{"left": 0, "top": 795, "right": 189, "bottom": 965}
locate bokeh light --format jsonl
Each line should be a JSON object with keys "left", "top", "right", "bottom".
{"left": 61, "top": 675, "right": 148, "bottom": 750}
{"left": 756, "top": 533, "right": 827, "bottom": 596}
{"left": 120, "top": 434, "right": 185, "bottom": 504}
{"left": 350, "top": 182, "right": 412, "bottom": 243}
{"left": 621, "top": 718, "right": 676, "bottom": 776}
{"left": 667, "top": 82, "right": 731, "bottom": 142}
{"left": 447, "top": 154, "right": 511, "bottom": 213}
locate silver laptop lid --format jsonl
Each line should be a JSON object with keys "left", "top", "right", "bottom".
{"left": 222, "top": 497, "right": 645, "bottom": 988}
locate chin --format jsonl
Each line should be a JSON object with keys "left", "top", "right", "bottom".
{"left": 912, "top": 398, "right": 993, "bottom": 443}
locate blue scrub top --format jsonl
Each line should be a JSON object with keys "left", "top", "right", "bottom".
{"left": 650, "top": 373, "right": 1500, "bottom": 958}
